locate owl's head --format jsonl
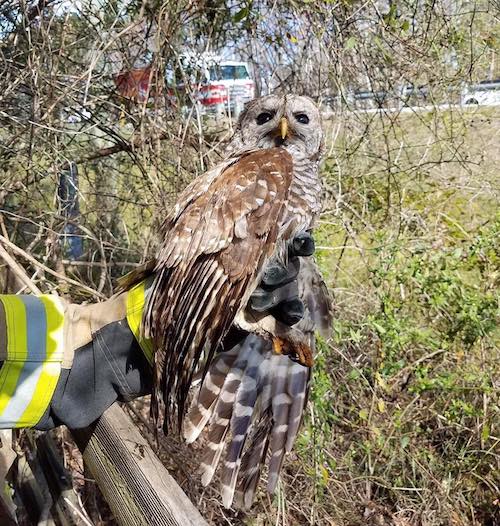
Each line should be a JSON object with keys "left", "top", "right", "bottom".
{"left": 228, "top": 94, "right": 323, "bottom": 160}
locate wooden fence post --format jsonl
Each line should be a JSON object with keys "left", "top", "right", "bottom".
{"left": 71, "top": 403, "right": 208, "bottom": 526}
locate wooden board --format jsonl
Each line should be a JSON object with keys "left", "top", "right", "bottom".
{"left": 71, "top": 403, "right": 208, "bottom": 526}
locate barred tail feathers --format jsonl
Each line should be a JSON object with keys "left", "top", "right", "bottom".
{"left": 184, "top": 335, "right": 311, "bottom": 508}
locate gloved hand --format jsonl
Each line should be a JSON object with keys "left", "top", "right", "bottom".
{"left": 249, "top": 231, "right": 315, "bottom": 326}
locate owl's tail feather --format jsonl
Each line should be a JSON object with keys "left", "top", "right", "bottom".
{"left": 198, "top": 359, "right": 247, "bottom": 486}
{"left": 184, "top": 334, "right": 311, "bottom": 509}
{"left": 183, "top": 346, "right": 240, "bottom": 444}
{"left": 233, "top": 414, "right": 272, "bottom": 510}
{"left": 219, "top": 342, "right": 271, "bottom": 507}
{"left": 194, "top": 337, "right": 265, "bottom": 490}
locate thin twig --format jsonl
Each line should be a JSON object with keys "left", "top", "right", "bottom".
{"left": 0, "top": 235, "right": 104, "bottom": 299}
{"left": 0, "top": 243, "right": 42, "bottom": 294}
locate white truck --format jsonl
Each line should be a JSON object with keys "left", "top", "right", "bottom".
{"left": 167, "top": 53, "right": 255, "bottom": 116}
{"left": 461, "top": 80, "right": 500, "bottom": 106}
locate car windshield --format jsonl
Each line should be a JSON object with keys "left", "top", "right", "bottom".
{"left": 209, "top": 65, "right": 249, "bottom": 81}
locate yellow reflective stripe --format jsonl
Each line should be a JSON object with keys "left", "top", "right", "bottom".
{"left": 17, "top": 362, "right": 61, "bottom": 427}
{"left": 0, "top": 296, "right": 27, "bottom": 361}
{"left": 39, "top": 296, "right": 64, "bottom": 361}
{"left": 126, "top": 281, "right": 154, "bottom": 364}
{"left": 17, "top": 296, "right": 64, "bottom": 426}
{"left": 0, "top": 295, "right": 64, "bottom": 428}
{"left": 126, "top": 280, "right": 144, "bottom": 341}
{"left": 0, "top": 296, "right": 27, "bottom": 416}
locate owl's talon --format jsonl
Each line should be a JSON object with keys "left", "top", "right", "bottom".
{"left": 272, "top": 338, "right": 314, "bottom": 368}
{"left": 291, "top": 342, "right": 313, "bottom": 367}
{"left": 272, "top": 337, "right": 285, "bottom": 355}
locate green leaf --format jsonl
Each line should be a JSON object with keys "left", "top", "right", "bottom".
{"left": 320, "top": 465, "right": 329, "bottom": 485}
{"left": 233, "top": 7, "right": 249, "bottom": 23}
{"left": 345, "top": 36, "right": 357, "bottom": 50}
{"left": 348, "top": 369, "right": 361, "bottom": 380}
{"left": 359, "top": 408, "right": 369, "bottom": 421}
{"left": 481, "top": 423, "right": 490, "bottom": 442}
{"left": 372, "top": 321, "right": 387, "bottom": 334}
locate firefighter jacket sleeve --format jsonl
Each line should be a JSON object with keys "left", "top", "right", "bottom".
{"left": 0, "top": 233, "right": 315, "bottom": 430}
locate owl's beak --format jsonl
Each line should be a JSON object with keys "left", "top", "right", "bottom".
{"left": 279, "top": 117, "right": 288, "bottom": 139}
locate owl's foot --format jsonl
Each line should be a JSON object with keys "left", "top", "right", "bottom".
{"left": 272, "top": 337, "right": 285, "bottom": 355}
{"left": 272, "top": 337, "right": 314, "bottom": 368}
{"left": 293, "top": 342, "right": 314, "bottom": 368}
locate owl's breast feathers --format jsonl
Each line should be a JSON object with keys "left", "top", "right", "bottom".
{"left": 143, "top": 148, "right": 320, "bottom": 430}
{"left": 285, "top": 154, "right": 323, "bottom": 232}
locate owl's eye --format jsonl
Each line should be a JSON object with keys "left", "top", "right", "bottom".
{"left": 294, "top": 113, "right": 310, "bottom": 124}
{"left": 256, "top": 112, "right": 274, "bottom": 125}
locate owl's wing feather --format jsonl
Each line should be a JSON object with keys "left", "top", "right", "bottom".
{"left": 116, "top": 159, "right": 240, "bottom": 291}
{"left": 144, "top": 148, "right": 295, "bottom": 429}
{"left": 116, "top": 259, "right": 156, "bottom": 290}
{"left": 183, "top": 254, "right": 332, "bottom": 509}
{"left": 298, "top": 257, "right": 334, "bottom": 339}
{"left": 168, "top": 157, "right": 239, "bottom": 225}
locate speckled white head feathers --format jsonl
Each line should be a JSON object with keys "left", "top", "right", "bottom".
{"left": 228, "top": 94, "right": 324, "bottom": 160}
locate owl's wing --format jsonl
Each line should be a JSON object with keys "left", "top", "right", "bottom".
{"left": 116, "top": 159, "right": 239, "bottom": 291}
{"left": 145, "top": 148, "right": 295, "bottom": 429}
{"left": 168, "top": 157, "right": 240, "bottom": 224}
{"left": 298, "top": 256, "right": 333, "bottom": 339}
{"left": 183, "top": 255, "right": 333, "bottom": 509}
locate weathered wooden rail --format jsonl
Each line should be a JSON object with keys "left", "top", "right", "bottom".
{"left": 1, "top": 406, "right": 209, "bottom": 526}
{"left": 71, "top": 404, "right": 208, "bottom": 526}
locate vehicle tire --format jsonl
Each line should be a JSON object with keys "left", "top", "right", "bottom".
{"left": 465, "top": 98, "right": 479, "bottom": 105}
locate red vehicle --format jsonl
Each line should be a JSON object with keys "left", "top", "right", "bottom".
{"left": 168, "top": 57, "right": 255, "bottom": 116}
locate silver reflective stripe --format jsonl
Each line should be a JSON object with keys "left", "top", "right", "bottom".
{"left": 23, "top": 295, "right": 47, "bottom": 361}
{"left": 0, "top": 296, "right": 47, "bottom": 426}
{"left": 0, "top": 362, "right": 44, "bottom": 427}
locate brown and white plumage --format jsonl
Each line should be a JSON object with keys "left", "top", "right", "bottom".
{"left": 183, "top": 257, "right": 332, "bottom": 509}
{"left": 144, "top": 149, "right": 293, "bottom": 427}
{"left": 121, "top": 93, "right": 332, "bottom": 508}
{"left": 143, "top": 95, "right": 326, "bottom": 430}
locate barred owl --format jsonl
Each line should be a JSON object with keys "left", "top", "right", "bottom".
{"left": 143, "top": 94, "right": 332, "bottom": 507}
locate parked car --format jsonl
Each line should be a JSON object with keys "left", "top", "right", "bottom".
{"left": 401, "top": 84, "right": 429, "bottom": 107}
{"left": 461, "top": 79, "right": 500, "bottom": 106}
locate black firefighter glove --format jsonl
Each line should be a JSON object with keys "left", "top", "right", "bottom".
{"left": 248, "top": 231, "right": 315, "bottom": 326}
